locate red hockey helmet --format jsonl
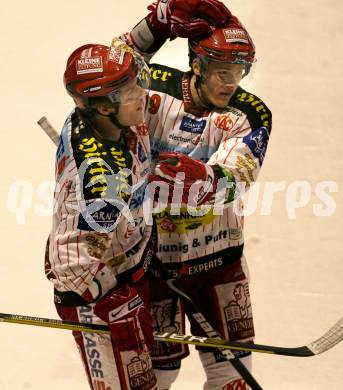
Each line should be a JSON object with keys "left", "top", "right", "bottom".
{"left": 64, "top": 40, "right": 150, "bottom": 106}
{"left": 189, "top": 16, "right": 255, "bottom": 76}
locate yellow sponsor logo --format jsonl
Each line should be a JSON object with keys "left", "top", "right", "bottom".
{"left": 235, "top": 153, "right": 257, "bottom": 185}
{"left": 78, "top": 137, "right": 130, "bottom": 198}
{"left": 149, "top": 66, "right": 172, "bottom": 82}
{"left": 236, "top": 92, "right": 271, "bottom": 129}
{"left": 155, "top": 207, "right": 217, "bottom": 234}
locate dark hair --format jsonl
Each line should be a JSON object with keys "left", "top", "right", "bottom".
{"left": 188, "top": 47, "right": 196, "bottom": 67}
{"left": 80, "top": 97, "right": 118, "bottom": 120}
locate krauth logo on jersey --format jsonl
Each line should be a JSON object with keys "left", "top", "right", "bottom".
{"left": 179, "top": 116, "right": 206, "bottom": 134}
{"left": 242, "top": 127, "right": 269, "bottom": 165}
{"left": 214, "top": 114, "right": 239, "bottom": 132}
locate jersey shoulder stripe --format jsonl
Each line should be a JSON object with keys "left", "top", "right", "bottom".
{"left": 230, "top": 86, "right": 272, "bottom": 133}
{"left": 149, "top": 63, "right": 184, "bottom": 100}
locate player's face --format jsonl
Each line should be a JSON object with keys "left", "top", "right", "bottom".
{"left": 201, "top": 62, "right": 244, "bottom": 108}
{"left": 116, "top": 78, "right": 147, "bottom": 126}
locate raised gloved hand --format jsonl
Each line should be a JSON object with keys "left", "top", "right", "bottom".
{"left": 94, "top": 284, "right": 154, "bottom": 351}
{"left": 146, "top": 0, "right": 232, "bottom": 40}
{"left": 149, "top": 151, "right": 218, "bottom": 205}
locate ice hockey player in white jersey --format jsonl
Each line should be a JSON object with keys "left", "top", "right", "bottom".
{"left": 45, "top": 41, "right": 158, "bottom": 389}
{"left": 122, "top": 1, "right": 272, "bottom": 389}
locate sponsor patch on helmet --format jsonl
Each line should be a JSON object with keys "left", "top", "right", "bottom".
{"left": 76, "top": 57, "right": 103, "bottom": 75}
{"left": 223, "top": 28, "right": 249, "bottom": 44}
{"left": 108, "top": 46, "right": 125, "bottom": 64}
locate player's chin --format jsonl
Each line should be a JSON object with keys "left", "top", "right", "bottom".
{"left": 124, "top": 109, "right": 145, "bottom": 127}
{"left": 212, "top": 95, "right": 232, "bottom": 109}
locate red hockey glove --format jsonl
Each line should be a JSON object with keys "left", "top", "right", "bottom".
{"left": 146, "top": 0, "right": 232, "bottom": 40}
{"left": 149, "top": 151, "right": 217, "bottom": 205}
{"left": 94, "top": 284, "right": 154, "bottom": 351}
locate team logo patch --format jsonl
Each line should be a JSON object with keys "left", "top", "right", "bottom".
{"left": 242, "top": 126, "right": 269, "bottom": 165}
{"left": 214, "top": 114, "right": 240, "bottom": 132}
{"left": 77, "top": 201, "right": 121, "bottom": 232}
{"left": 223, "top": 282, "right": 254, "bottom": 340}
{"left": 151, "top": 299, "right": 184, "bottom": 359}
{"left": 179, "top": 116, "right": 206, "bottom": 134}
{"left": 127, "top": 355, "right": 156, "bottom": 389}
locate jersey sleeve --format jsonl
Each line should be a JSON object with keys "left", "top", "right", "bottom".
{"left": 208, "top": 88, "right": 272, "bottom": 202}
{"left": 145, "top": 63, "right": 184, "bottom": 144}
{"left": 119, "top": 17, "right": 167, "bottom": 63}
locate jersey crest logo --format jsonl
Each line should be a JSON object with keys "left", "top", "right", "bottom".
{"left": 214, "top": 114, "right": 239, "bottom": 132}
{"left": 242, "top": 127, "right": 269, "bottom": 165}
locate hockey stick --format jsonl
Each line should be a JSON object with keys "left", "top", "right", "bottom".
{"left": 37, "top": 116, "right": 60, "bottom": 146}
{"left": 1, "top": 312, "right": 342, "bottom": 357}
{"left": 37, "top": 116, "right": 262, "bottom": 389}
{"left": 33, "top": 116, "right": 343, "bottom": 360}
{"left": 35, "top": 117, "right": 340, "bottom": 384}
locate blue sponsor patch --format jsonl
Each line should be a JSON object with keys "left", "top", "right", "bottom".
{"left": 150, "top": 137, "right": 215, "bottom": 163}
{"left": 242, "top": 127, "right": 269, "bottom": 165}
{"left": 56, "top": 137, "right": 67, "bottom": 175}
{"left": 138, "top": 142, "right": 147, "bottom": 163}
{"left": 130, "top": 181, "right": 147, "bottom": 210}
{"left": 150, "top": 138, "right": 176, "bottom": 161}
{"left": 180, "top": 116, "right": 206, "bottom": 134}
{"left": 56, "top": 137, "right": 65, "bottom": 162}
{"left": 77, "top": 201, "right": 120, "bottom": 232}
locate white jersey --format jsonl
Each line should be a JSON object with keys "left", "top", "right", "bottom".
{"left": 146, "top": 64, "right": 272, "bottom": 263}
{"left": 47, "top": 109, "right": 152, "bottom": 297}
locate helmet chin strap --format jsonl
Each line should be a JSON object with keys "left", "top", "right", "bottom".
{"left": 194, "top": 74, "right": 215, "bottom": 110}
{"left": 108, "top": 112, "right": 129, "bottom": 130}
{"left": 96, "top": 104, "right": 129, "bottom": 131}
